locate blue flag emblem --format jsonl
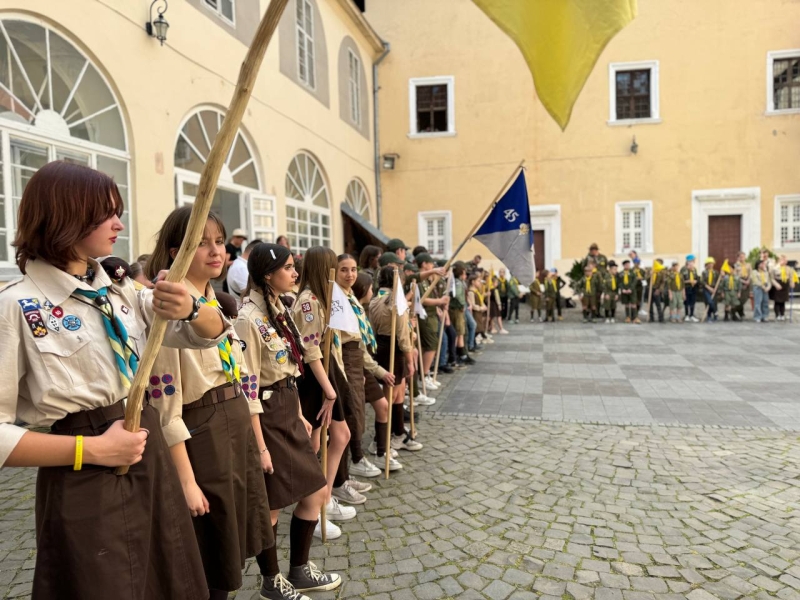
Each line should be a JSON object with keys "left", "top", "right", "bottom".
{"left": 473, "top": 171, "right": 535, "bottom": 286}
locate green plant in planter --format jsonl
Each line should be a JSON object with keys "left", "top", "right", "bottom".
{"left": 747, "top": 247, "right": 776, "bottom": 266}
{"left": 567, "top": 259, "right": 585, "bottom": 287}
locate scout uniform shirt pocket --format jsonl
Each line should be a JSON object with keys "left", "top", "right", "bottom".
{"left": 33, "top": 332, "right": 92, "bottom": 389}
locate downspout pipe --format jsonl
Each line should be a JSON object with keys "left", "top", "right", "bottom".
{"left": 373, "top": 40, "right": 390, "bottom": 230}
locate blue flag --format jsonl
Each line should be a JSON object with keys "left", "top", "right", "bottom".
{"left": 473, "top": 171, "right": 535, "bottom": 286}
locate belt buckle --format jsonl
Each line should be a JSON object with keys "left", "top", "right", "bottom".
{"left": 287, "top": 376, "right": 296, "bottom": 388}
{"left": 234, "top": 381, "right": 242, "bottom": 397}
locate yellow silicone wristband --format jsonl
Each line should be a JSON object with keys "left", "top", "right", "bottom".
{"left": 73, "top": 435, "right": 83, "bottom": 471}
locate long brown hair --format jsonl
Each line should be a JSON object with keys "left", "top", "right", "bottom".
{"left": 298, "top": 246, "right": 337, "bottom": 310}
{"left": 145, "top": 206, "right": 227, "bottom": 280}
{"left": 14, "top": 161, "right": 124, "bottom": 273}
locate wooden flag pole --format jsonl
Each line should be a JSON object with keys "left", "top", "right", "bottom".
{"left": 646, "top": 271, "right": 655, "bottom": 322}
{"left": 384, "top": 269, "right": 399, "bottom": 479}
{"left": 432, "top": 309, "right": 447, "bottom": 384}
{"left": 415, "top": 306, "right": 427, "bottom": 402}
{"left": 420, "top": 160, "right": 525, "bottom": 303}
{"left": 116, "top": 0, "right": 288, "bottom": 476}
{"left": 408, "top": 281, "right": 418, "bottom": 440}
{"left": 318, "top": 267, "right": 336, "bottom": 542}
{"left": 704, "top": 269, "right": 724, "bottom": 320}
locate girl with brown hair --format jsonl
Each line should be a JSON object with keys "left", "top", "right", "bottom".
{"left": 0, "top": 161, "right": 229, "bottom": 599}
{"left": 235, "top": 243, "right": 340, "bottom": 600}
{"left": 145, "top": 206, "right": 273, "bottom": 600}
{"left": 292, "top": 247, "right": 357, "bottom": 526}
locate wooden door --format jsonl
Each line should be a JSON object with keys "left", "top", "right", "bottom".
{"left": 533, "top": 229, "right": 545, "bottom": 274}
{"left": 708, "top": 215, "right": 741, "bottom": 270}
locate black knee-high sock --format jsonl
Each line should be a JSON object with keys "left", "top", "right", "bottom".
{"left": 350, "top": 437, "right": 364, "bottom": 463}
{"left": 256, "top": 522, "right": 281, "bottom": 577}
{"left": 289, "top": 514, "right": 317, "bottom": 567}
{"left": 334, "top": 445, "right": 348, "bottom": 488}
{"left": 209, "top": 589, "right": 230, "bottom": 600}
{"left": 392, "top": 403, "right": 405, "bottom": 436}
{"left": 374, "top": 421, "right": 388, "bottom": 456}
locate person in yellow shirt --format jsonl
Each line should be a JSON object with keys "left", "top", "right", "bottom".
{"left": 771, "top": 255, "right": 795, "bottom": 321}
{"left": 734, "top": 251, "right": 752, "bottom": 320}
{"left": 666, "top": 262, "right": 686, "bottom": 323}
{"left": 576, "top": 265, "right": 602, "bottom": 323}
{"left": 601, "top": 260, "right": 620, "bottom": 323}
{"left": 680, "top": 255, "right": 700, "bottom": 322}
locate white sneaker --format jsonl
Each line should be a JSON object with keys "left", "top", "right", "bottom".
{"left": 313, "top": 519, "right": 341, "bottom": 540}
{"left": 604, "top": 318, "right": 610, "bottom": 324}
{"left": 346, "top": 478, "right": 372, "bottom": 493}
{"left": 425, "top": 376, "right": 441, "bottom": 389}
{"left": 325, "top": 497, "right": 357, "bottom": 521}
{"left": 377, "top": 454, "right": 403, "bottom": 471}
{"left": 391, "top": 433, "right": 423, "bottom": 452}
{"left": 349, "top": 457, "right": 381, "bottom": 478}
{"left": 611, "top": 318, "right": 616, "bottom": 323}
{"left": 331, "top": 483, "right": 366, "bottom": 505}
{"left": 368, "top": 440, "right": 399, "bottom": 458}
{"left": 413, "top": 394, "right": 436, "bottom": 406}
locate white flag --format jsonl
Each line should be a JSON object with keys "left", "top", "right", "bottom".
{"left": 414, "top": 284, "right": 426, "bottom": 319}
{"left": 329, "top": 282, "right": 360, "bottom": 334}
{"left": 447, "top": 269, "right": 456, "bottom": 297}
{"left": 395, "top": 284, "right": 409, "bottom": 316}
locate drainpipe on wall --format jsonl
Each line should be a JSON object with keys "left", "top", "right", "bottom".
{"left": 373, "top": 40, "right": 390, "bottom": 230}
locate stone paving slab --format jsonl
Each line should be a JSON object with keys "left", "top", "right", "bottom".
{"left": 3, "top": 413, "right": 800, "bottom": 600}
{"left": 431, "top": 317, "right": 800, "bottom": 429}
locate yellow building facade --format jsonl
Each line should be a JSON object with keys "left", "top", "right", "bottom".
{"left": 366, "top": 0, "right": 800, "bottom": 274}
{"left": 0, "top": 0, "right": 384, "bottom": 281}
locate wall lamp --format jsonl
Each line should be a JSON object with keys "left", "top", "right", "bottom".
{"left": 630, "top": 135, "right": 639, "bottom": 155}
{"left": 146, "top": 0, "right": 170, "bottom": 46}
{"left": 382, "top": 153, "right": 400, "bottom": 170}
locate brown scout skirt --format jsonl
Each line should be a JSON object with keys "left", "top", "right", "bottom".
{"left": 297, "top": 358, "right": 347, "bottom": 430}
{"left": 363, "top": 364, "right": 385, "bottom": 405}
{"left": 258, "top": 379, "right": 326, "bottom": 510}
{"left": 341, "top": 341, "right": 366, "bottom": 435}
{"left": 182, "top": 381, "right": 274, "bottom": 591}
{"left": 34, "top": 401, "right": 207, "bottom": 600}
{"left": 376, "top": 334, "right": 406, "bottom": 382}
{"left": 774, "top": 280, "right": 791, "bottom": 303}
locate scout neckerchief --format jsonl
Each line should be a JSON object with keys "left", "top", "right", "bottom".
{"left": 760, "top": 271, "right": 767, "bottom": 285}
{"left": 675, "top": 273, "right": 681, "bottom": 289}
{"left": 611, "top": 275, "right": 617, "bottom": 291}
{"left": 199, "top": 297, "right": 240, "bottom": 383}
{"left": 707, "top": 270, "right": 713, "bottom": 285}
{"left": 72, "top": 287, "right": 139, "bottom": 388}
{"left": 781, "top": 266, "right": 788, "bottom": 282}
{"left": 550, "top": 279, "right": 557, "bottom": 291}
{"left": 347, "top": 292, "right": 376, "bottom": 352}
{"left": 728, "top": 275, "right": 734, "bottom": 290}
{"left": 274, "top": 310, "right": 305, "bottom": 376}
{"left": 585, "top": 277, "right": 591, "bottom": 293}
{"left": 623, "top": 271, "right": 629, "bottom": 285}
{"left": 689, "top": 269, "right": 695, "bottom": 284}
{"left": 474, "top": 287, "right": 484, "bottom": 305}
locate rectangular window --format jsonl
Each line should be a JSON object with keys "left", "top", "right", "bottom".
{"left": 348, "top": 50, "right": 361, "bottom": 126}
{"left": 778, "top": 197, "right": 800, "bottom": 247}
{"left": 768, "top": 51, "right": 800, "bottom": 113}
{"left": 615, "top": 201, "right": 653, "bottom": 254}
{"left": 408, "top": 76, "right": 455, "bottom": 137}
{"left": 608, "top": 61, "right": 660, "bottom": 125}
{"left": 418, "top": 211, "right": 452, "bottom": 258}
{"left": 204, "top": 0, "right": 235, "bottom": 24}
{"left": 296, "top": 0, "right": 316, "bottom": 89}
{"left": 248, "top": 193, "right": 277, "bottom": 244}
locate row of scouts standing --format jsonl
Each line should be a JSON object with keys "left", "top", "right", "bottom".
{"left": 526, "top": 243, "right": 798, "bottom": 324}
{"left": 0, "top": 161, "right": 486, "bottom": 600}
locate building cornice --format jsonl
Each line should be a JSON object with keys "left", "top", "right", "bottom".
{"left": 332, "top": 0, "right": 385, "bottom": 56}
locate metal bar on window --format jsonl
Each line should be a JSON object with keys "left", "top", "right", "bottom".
{"left": 60, "top": 59, "right": 89, "bottom": 117}
{"left": 0, "top": 22, "right": 43, "bottom": 112}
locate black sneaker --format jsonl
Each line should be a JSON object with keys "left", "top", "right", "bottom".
{"left": 461, "top": 356, "right": 476, "bottom": 365}
{"left": 439, "top": 365, "right": 454, "bottom": 374}
{"left": 403, "top": 407, "right": 418, "bottom": 423}
{"left": 260, "top": 573, "right": 310, "bottom": 600}
{"left": 287, "top": 562, "right": 342, "bottom": 593}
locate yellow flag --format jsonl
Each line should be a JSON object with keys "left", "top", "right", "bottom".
{"left": 793, "top": 271, "right": 799, "bottom": 285}
{"left": 721, "top": 259, "right": 732, "bottom": 274}
{"left": 471, "top": 0, "right": 638, "bottom": 130}
{"left": 652, "top": 261, "right": 665, "bottom": 273}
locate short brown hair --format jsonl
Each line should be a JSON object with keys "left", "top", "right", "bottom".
{"left": 14, "top": 161, "right": 123, "bottom": 273}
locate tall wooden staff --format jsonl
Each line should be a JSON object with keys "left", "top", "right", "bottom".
{"left": 704, "top": 268, "right": 723, "bottom": 320}
{"left": 420, "top": 160, "right": 525, "bottom": 303}
{"left": 384, "top": 269, "right": 399, "bottom": 479}
{"left": 318, "top": 267, "right": 336, "bottom": 542}
{"left": 432, "top": 306, "right": 447, "bottom": 383}
{"left": 408, "top": 281, "right": 418, "bottom": 440}
{"left": 116, "top": 0, "right": 289, "bottom": 475}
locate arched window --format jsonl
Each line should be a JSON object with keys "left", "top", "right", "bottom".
{"left": 345, "top": 178, "right": 370, "bottom": 222}
{"left": 174, "top": 107, "right": 275, "bottom": 243}
{"left": 0, "top": 17, "right": 131, "bottom": 266}
{"left": 285, "top": 151, "right": 330, "bottom": 253}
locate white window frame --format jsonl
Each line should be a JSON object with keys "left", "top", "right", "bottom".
{"left": 774, "top": 194, "right": 800, "bottom": 249}
{"left": 408, "top": 76, "right": 456, "bottom": 139}
{"left": 608, "top": 60, "right": 661, "bottom": 126}
{"left": 766, "top": 50, "right": 800, "bottom": 116}
{"left": 348, "top": 49, "right": 361, "bottom": 127}
{"left": 247, "top": 192, "right": 278, "bottom": 244}
{"left": 203, "top": 0, "right": 236, "bottom": 26}
{"left": 418, "top": 210, "right": 452, "bottom": 258}
{"left": 296, "top": 0, "right": 316, "bottom": 90}
{"left": 615, "top": 201, "right": 653, "bottom": 255}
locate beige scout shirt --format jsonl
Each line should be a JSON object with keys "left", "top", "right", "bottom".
{"left": 0, "top": 258, "right": 229, "bottom": 467}
{"left": 234, "top": 290, "right": 300, "bottom": 389}
{"left": 369, "top": 288, "right": 412, "bottom": 353}
{"left": 292, "top": 287, "right": 344, "bottom": 371}
{"left": 149, "top": 280, "right": 258, "bottom": 447}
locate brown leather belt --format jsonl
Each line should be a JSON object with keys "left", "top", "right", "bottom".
{"left": 183, "top": 381, "right": 243, "bottom": 411}
{"left": 265, "top": 376, "right": 296, "bottom": 391}
{"left": 51, "top": 399, "right": 126, "bottom": 433}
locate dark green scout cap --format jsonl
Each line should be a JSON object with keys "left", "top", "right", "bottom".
{"left": 379, "top": 251, "right": 404, "bottom": 266}
{"left": 415, "top": 252, "right": 435, "bottom": 266}
{"left": 386, "top": 238, "right": 408, "bottom": 252}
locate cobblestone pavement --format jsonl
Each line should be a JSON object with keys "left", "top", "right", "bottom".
{"left": 3, "top": 316, "right": 800, "bottom": 600}
{"left": 431, "top": 315, "right": 800, "bottom": 429}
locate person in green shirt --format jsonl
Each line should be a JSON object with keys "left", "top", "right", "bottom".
{"left": 701, "top": 257, "right": 720, "bottom": 322}
{"left": 721, "top": 268, "right": 741, "bottom": 322}
{"left": 666, "top": 262, "right": 685, "bottom": 323}
{"left": 601, "top": 260, "right": 620, "bottom": 323}
{"left": 507, "top": 275, "right": 521, "bottom": 323}
{"left": 575, "top": 265, "right": 603, "bottom": 323}
{"left": 618, "top": 260, "right": 639, "bottom": 323}
{"left": 680, "top": 255, "right": 700, "bottom": 322}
